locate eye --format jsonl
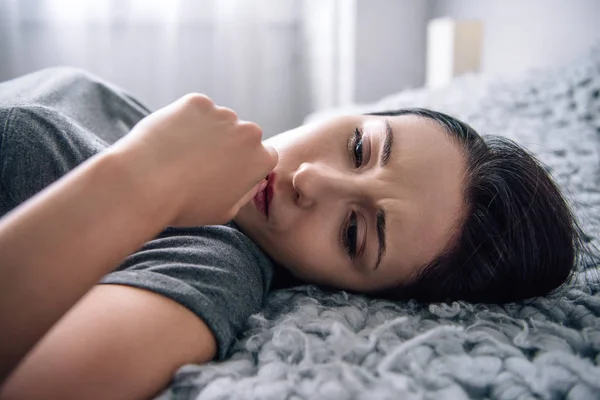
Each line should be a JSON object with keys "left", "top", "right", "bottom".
{"left": 343, "top": 211, "right": 358, "bottom": 260}
{"left": 351, "top": 127, "right": 364, "bottom": 168}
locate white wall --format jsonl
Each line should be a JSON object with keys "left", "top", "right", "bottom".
{"left": 301, "top": 0, "right": 430, "bottom": 106}
{"left": 354, "top": 0, "right": 429, "bottom": 103}
{"left": 341, "top": 0, "right": 600, "bottom": 103}
{"left": 301, "top": 0, "right": 600, "bottom": 107}
{"left": 431, "top": 0, "right": 600, "bottom": 75}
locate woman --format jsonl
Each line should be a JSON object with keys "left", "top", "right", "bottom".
{"left": 0, "top": 68, "right": 589, "bottom": 399}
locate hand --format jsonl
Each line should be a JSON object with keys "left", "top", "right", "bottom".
{"left": 110, "top": 94, "right": 278, "bottom": 226}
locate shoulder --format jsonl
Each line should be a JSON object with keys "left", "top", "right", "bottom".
{"left": 159, "top": 224, "right": 267, "bottom": 261}
{"left": 106, "top": 224, "right": 276, "bottom": 359}
{"left": 0, "top": 104, "right": 69, "bottom": 159}
{"left": 0, "top": 103, "right": 106, "bottom": 162}
{"left": 0, "top": 103, "right": 66, "bottom": 126}
{"left": 121, "top": 224, "right": 275, "bottom": 291}
{"left": 0, "top": 67, "right": 96, "bottom": 106}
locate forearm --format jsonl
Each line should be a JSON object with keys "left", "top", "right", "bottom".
{"left": 0, "top": 150, "right": 176, "bottom": 381}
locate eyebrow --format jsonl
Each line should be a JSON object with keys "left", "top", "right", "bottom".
{"left": 381, "top": 119, "right": 394, "bottom": 167}
{"left": 373, "top": 120, "right": 393, "bottom": 270}
{"left": 374, "top": 208, "right": 386, "bottom": 270}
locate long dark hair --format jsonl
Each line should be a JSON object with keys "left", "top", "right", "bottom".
{"left": 369, "top": 109, "right": 598, "bottom": 303}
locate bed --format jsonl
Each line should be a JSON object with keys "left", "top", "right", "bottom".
{"left": 157, "top": 44, "right": 600, "bottom": 400}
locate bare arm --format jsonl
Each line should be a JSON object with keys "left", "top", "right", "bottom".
{"left": 1, "top": 285, "right": 217, "bottom": 400}
{"left": 0, "top": 94, "right": 277, "bottom": 383}
{"left": 0, "top": 152, "right": 174, "bottom": 381}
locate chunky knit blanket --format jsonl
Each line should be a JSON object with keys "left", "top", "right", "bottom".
{"left": 157, "top": 45, "right": 600, "bottom": 400}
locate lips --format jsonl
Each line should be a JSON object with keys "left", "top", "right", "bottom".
{"left": 253, "top": 172, "right": 275, "bottom": 218}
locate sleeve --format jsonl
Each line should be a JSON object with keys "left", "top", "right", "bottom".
{"left": 0, "top": 67, "right": 150, "bottom": 144}
{"left": 99, "top": 224, "right": 275, "bottom": 360}
{"left": 0, "top": 66, "right": 149, "bottom": 215}
{"left": 0, "top": 104, "right": 108, "bottom": 217}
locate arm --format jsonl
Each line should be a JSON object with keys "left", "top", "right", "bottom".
{"left": 0, "top": 151, "right": 175, "bottom": 380}
{"left": 0, "top": 94, "right": 277, "bottom": 382}
{"left": 1, "top": 285, "right": 217, "bottom": 400}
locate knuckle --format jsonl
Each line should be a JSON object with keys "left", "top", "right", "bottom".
{"left": 238, "top": 121, "right": 263, "bottom": 140}
{"left": 262, "top": 154, "right": 278, "bottom": 171}
{"left": 266, "top": 149, "right": 279, "bottom": 167}
{"left": 216, "top": 106, "right": 238, "bottom": 121}
{"left": 183, "top": 93, "right": 214, "bottom": 110}
{"left": 252, "top": 147, "right": 277, "bottom": 171}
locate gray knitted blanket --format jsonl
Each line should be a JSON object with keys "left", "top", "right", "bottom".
{"left": 158, "top": 45, "right": 600, "bottom": 400}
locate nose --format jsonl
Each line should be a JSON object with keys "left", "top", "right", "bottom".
{"left": 292, "top": 162, "right": 355, "bottom": 208}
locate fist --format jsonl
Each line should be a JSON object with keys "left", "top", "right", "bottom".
{"left": 111, "top": 94, "right": 278, "bottom": 226}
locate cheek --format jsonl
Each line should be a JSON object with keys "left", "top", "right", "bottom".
{"left": 270, "top": 214, "right": 340, "bottom": 281}
{"left": 273, "top": 132, "right": 342, "bottom": 169}
{"left": 275, "top": 145, "right": 316, "bottom": 171}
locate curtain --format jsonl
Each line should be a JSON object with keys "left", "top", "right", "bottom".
{"left": 0, "top": 0, "right": 350, "bottom": 136}
{"left": 1, "top": 0, "right": 431, "bottom": 133}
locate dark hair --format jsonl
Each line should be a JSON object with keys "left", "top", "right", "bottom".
{"left": 368, "top": 108, "right": 598, "bottom": 303}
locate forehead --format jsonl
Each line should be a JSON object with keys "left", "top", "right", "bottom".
{"left": 372, "top": 114, "right": 467, "bottom": 279}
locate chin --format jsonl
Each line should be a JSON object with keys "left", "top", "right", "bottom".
{"left": 233, "top": 213, "right": 268, "bottom": 248}
{"left": 232, "top": 217, "right": 255, "bottom": 246}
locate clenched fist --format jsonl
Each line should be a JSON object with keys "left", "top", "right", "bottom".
{"left": 110, "top": 94, "right": 278, "bottom": 226}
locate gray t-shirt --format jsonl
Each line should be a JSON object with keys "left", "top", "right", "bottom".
{"left": 0, "top": 67, "right": 275, "bottom": 360}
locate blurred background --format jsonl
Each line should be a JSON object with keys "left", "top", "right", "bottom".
{"left": 1, "top": 0, "right": 599, "bottom": 137}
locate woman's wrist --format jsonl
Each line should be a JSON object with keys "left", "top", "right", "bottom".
{"left": 102, "top": 146, "right": 182, "bottom": 229}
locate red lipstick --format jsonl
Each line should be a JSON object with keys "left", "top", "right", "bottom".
{"left": 265, "top": 172, "right": 275, "bottom": 216}
{"left": 253, "top": 172, "right": 275, "bottom": 218}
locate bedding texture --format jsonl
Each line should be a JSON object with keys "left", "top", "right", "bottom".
{"left": 158, "top": 45, "right": 600, "bottom": 400}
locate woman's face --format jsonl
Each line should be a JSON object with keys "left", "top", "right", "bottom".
{"left": 234, "top": 114, "right": 467, "bottom": 293}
